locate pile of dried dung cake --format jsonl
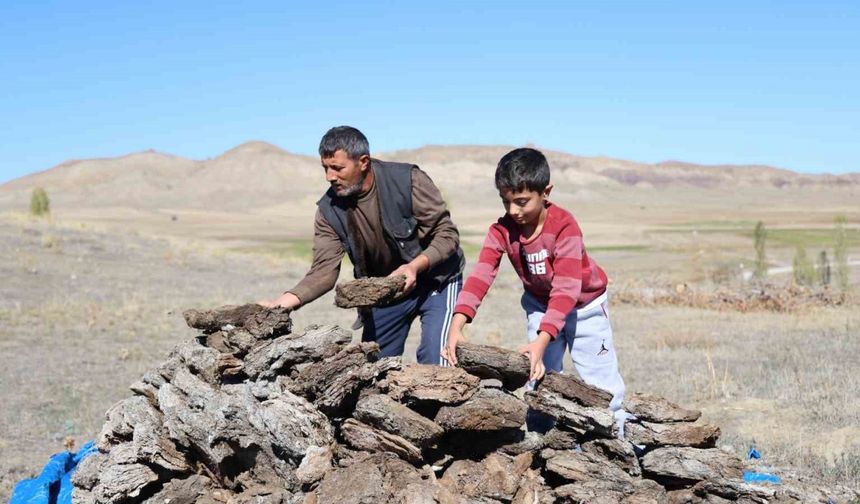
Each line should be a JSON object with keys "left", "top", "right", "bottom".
{"left": 72, "top": 298, "right": 859, "bottom": 503}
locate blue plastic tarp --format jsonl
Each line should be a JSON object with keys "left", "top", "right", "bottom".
{"left": 10, "top": 441, "right": 96, "bottom": 504}
{"left": 743, "top": 470, "right": 782, "bottom": 484}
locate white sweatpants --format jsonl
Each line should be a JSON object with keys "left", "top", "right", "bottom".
{"left": 523, "top": 290, "right": 628, "bottom": 431}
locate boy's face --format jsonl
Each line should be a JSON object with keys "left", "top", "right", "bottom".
{"left": 499, "top": 185, "right": 552, "bottom": 227}
{"left": 321, "top": 149, "right": 370, "bottom": 197}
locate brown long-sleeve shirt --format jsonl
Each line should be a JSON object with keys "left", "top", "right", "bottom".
{"left": 287, "top": 164, "right": 460, "bottom": 305}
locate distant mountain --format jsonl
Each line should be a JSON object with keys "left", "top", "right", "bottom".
{"left": 1, "top": 142, "right": 857, "bottom": 216}
{"left": 0, "top": 141, "right": 322, "bottom": 212}
{"left": 387, "top": 145, "right": 860, "bottom": 190}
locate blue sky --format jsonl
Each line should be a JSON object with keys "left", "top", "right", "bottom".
{"left": 1, "top": 1, "right": 858, "bottom": 183}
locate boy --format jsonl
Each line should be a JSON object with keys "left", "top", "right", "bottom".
{"left": 442, "top": 148, "right": 626, "bottom": 430}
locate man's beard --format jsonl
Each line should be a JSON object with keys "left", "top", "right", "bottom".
{"left": 334, "top": 171, "right": 367, "bottom": 197}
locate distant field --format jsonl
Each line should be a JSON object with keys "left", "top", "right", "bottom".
{"left": 587, "top": 244, "right": 650, "bottom": 253}
{"left": 232, "top": 235, "right": 487, "bottom": 265}
{"left": 214, "top": 218, "right": 858, "bottom": 282}
{"left": 666, "top": 220, "right": 759, "bottom": 228}
{"left": 654, "top": 219, "right": 860, "bottom": 247}
{"left": 233, "top": 238, "right": 316, "bottom": 262}
{"left": 757, "top": 227, "right": 860, "bottom": 249}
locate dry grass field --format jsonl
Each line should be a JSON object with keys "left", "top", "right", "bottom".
{"left": 1, "top": 144, "right": 858, "bottom": 500}
{"left": 0, "top": 217, "right": 356, "bottom": 499}
{"left": 1, "top": 214, "right": 858, "bottom": 501}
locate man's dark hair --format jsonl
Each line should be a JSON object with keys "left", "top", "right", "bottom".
{"left": 495, "top": 148, "right": 551, "bottom": 192}
{"left": 319, "top": 126, "right": 370, "bottom": 160}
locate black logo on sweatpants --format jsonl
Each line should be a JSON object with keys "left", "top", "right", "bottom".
{"left": 597, "top": 340, "right": 609, "bottom": 356}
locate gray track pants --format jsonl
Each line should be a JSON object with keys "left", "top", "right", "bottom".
{"left": 523, "top": 290, "right": 628, "bottom": 432}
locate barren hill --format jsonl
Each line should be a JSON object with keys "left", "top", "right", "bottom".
{"left": 386, "top": 145, "right": 860, "bottom": 190}
{"left": 1, "top": 142, "right": 857, "bottom": 249}
{"left": 3, "top": 142, "right": 858, "bottom": 213}
{"left": 0, "top": 142, "right": 322, "bottom": 212}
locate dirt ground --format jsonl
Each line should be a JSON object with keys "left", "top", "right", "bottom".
{"left": 1, "top": 217, "right": 858, "bottom": 500}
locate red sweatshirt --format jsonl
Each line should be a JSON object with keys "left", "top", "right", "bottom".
{"left": 454, "top": 203, "right": 608, "bottom": 338}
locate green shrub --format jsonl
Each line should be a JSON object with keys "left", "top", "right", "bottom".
{"left": 817, "top": 250, "right": 831, "bottom": 286}
{"left": 834, "top": 216, "right": 850, "bottom": 292}
{"left": 710, "top": 261, "right": 737, "bottom": 285}
{"left": 753, "top": 221, "right": 767, "bottom": 279}
{"left": 792, "top": 246, "right": 815, "bottom": 286}
{"left": 30, "top": 187, "right": 50, "bottom": 217}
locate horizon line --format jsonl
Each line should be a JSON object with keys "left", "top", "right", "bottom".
{"left": 2, "top": 140, "right": 859, "bottom": 186}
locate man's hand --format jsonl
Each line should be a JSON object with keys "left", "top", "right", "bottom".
{"left": 388, "top": 263, "right": 418, "bottom": 294}
{"left": 257, "top": 292, "right": 301, "bottom": 310}
{"left": 519, "top": 331, "right": 552, "bottom": 381}
{"left": 441, "top": 314, "right": 469, "bottom": 366}
{"left": 389, "top": 254, "right": 429, "bottom": 295}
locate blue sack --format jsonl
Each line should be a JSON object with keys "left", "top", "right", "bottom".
{"left": 10, "top": 441, "right": 97, "bottom": 504}
{"left": 743, "top": 470, "right": 781, "bottom": 485}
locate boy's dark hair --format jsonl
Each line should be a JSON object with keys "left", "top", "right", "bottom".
{"left": 319, "top": 126, "right": 370, "bottom": 160}
{"left": 495, "top": 148, "right": 551, "bottom": 192}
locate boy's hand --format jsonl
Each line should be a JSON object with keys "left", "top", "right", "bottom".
{"left": 442, "top": 327, "right": 465, "bottom": 366}
{"left": 519, "top": 331, "right": 552, "bottom": 381}
{"left": 441, "top": 313, "right": 469, "bottom": 366}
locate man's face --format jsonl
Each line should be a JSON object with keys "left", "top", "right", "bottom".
{"left": 322, "top": 150, "right": 370, "bottom": 197}
{"left": 499, "top": 187, "right": 549, "bottom": 227}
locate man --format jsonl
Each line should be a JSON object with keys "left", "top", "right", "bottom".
{"left": 260, "top": 126, "right": 465, "bottom": 365}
